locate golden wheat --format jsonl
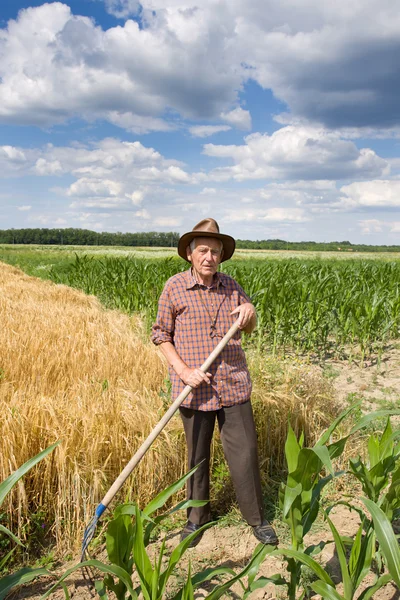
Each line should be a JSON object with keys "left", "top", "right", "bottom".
{"left": 0, "top": 262, "right": 337, "bottom": 554}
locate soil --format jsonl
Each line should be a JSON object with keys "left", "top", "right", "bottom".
{"left": 8, "top": 349, "right": 400, "bottom": 600}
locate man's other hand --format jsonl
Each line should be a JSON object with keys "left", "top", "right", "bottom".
{"left": 230, "top": 303, "right": 257, "bottom": 331}
{"left": 179, "top": 367, "right": 212, "bottom": 388}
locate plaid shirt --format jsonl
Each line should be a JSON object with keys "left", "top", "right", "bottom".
{"left": 151, "top": 268, "right": 252, "bottom": 411}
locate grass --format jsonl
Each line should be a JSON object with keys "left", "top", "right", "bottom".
{"left": 0, "top": 261, "right": 339, "bottom": 557}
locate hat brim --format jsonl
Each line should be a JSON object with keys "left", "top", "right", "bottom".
{"left": 178, "top": 231, "right": 235, "bottom": 263}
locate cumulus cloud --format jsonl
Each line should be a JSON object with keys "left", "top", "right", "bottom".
{"left": 104, "top": 0, "right": 141, "bottom": 18}
{"left": 204, "top": 126, "right": 389, "bottom": 181}
{"left": 226, "top": 207, "right": 309, "bottom": 223}
{"left": 339, "top": 180, "right": 400, "bottom": 209}
{"left": 189, "top": 125, "right": 231, "bottom": 138}
{"left": 0, "top": 1, "right": 400, "bottom": 135}
{"left": 0, "top": 3, "right": 242, "bottom": 130}
{"left": 220, "top": 107, "right": 252, "bottom": 130}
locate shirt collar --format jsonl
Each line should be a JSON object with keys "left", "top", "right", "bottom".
{"left": 185, "top": 268, "right": 225, "bottom": 290}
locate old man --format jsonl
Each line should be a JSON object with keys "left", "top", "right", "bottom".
{"left": 151, "top": 218, "right": 278, "bottom": 547}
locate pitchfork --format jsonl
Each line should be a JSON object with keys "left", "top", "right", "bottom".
{"left": 81, "top": 319, "right": 241, "bottom": 559}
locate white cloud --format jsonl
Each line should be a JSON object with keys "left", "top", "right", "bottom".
{"left": 226, "top": 207, "right": 309, "bottom": 223}
{"left": 153, "top": 216, "right": 182, "bottom": 226}
{"left": 1, "top": 0, "right": 400, "bottom": 135}
{"left": 339, "top": 180, "right": 400, "bottom": 209}
{"left": 34, "top": 158, "right": 63, "bottom": 176}
{"left": 204, "top": 126, "right": 388, "bottom": 181}
{"left": 17, "top": 205, "right": 31, "bottom": 211}
{"left": 189, "top": 125, "right": 231, "bottom": 138}
{"left": 104, "top": 0, "right": 141, "bottom": 18}
{"left": 359, "top": 219, "right": 384, "bottom": 234}
{"left": 134, "top": 208, "right": 151, "bottom": 219}
{"left": 221, "top": 107, "right": 252, "bottom": 130}
{"left": 66, "top": 178, "right": 123, "bottom": 198}
{"left": 0, "top": 3, "right": 242, "bottom": 130}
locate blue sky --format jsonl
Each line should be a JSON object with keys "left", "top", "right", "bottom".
{"left": 1, "top": 0, "right": 400, "bottom": 243}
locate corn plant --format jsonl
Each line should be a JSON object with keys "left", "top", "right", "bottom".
{"left": 276, "top": 403, "right": 400, "bottom": 600}
{"left": 348, "top": 417, "right": 400, "bottom": 510}
{"left": 41, "top": 465, "right": 278, "bottom": 600}
{"left": 286, "top": 507, "right": 393, "bottom": 600}
{"left": 0, "top": 442, "right": 61, "bottom": 600}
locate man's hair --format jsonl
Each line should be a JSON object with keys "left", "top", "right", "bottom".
{"left": 189, "top": 238, "right": 223, "bottom": 252}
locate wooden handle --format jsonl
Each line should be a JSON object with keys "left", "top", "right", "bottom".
{"left": 100, "top": 319, "right": 241, "bottom": 509}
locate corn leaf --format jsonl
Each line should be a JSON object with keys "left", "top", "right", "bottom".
{"left": 311, "top": 580, "right": 343, "bottom": 600}
{"left": 0, "top": 567, "right": 52, "bottom": 600}
{"left": 326, "top": 515, "right": 353, "bottom": 599}
{"left": 285, "top": 422, "right": 301, "bottom": 474}
{"left": 0, "top": 441, "right": 60, "bottom": 507}
{"left": 143, "top": 463, "right": 200, "bottom": 516}
{"left": 361, "top": 498, "right": 400, "bottom": 587}
{"left": 39, "top": 560, "right": 138, "bottom": 600}
{"left": 316, "top": 402, "right": 361, "bottom": 447}
{"left": 0, "top": 524, "right": 23, "bottom": 546}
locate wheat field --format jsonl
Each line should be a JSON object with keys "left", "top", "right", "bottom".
{"left": 0, "top": 261, "right": 336, "bottom": 553}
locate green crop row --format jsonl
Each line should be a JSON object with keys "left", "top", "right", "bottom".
{"left": 44, "top": 254, "right": 400, "bottom": 359}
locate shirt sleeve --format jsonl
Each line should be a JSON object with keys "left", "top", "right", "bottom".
{"left": 151, "top": 281, "right": 176, "bottom": 345}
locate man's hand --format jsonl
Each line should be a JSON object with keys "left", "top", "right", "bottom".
{"left": 179, "top": 366, "right": 212, "bottom": 388}
{"left": 230, "top": 302, "right": 257, "bottom": 332}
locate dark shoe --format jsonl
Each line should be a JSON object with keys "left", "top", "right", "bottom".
{"left": 252, "top": 520, "right": 279, "bottom": 545}
{"left": 180, "top": 521, "right": 206, "bottom": 548}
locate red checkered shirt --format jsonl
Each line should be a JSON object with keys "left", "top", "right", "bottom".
{"left": 151, "top": 268, "right": 252, "bottom": 411}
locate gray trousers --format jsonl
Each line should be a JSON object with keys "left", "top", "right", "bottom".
{"left": 179, "top": 401, "right": 264, "bottom": 526}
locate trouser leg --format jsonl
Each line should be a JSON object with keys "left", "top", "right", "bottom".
{"left": 217, "top": 401, "right": 264, "bottom": 526}
{"left": 179, "top": 407, "right": 216, "bottom": 525}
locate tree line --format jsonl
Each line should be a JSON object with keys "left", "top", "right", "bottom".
{"left": 0, "top": 228, "right": 179, "bottom": 247}
{"left": 0, "top": 228, "right": 399, "bottom": 252}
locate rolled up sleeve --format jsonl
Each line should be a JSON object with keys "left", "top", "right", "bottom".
{"left": 151, "top": 284, "right": 175, "bottom": 345}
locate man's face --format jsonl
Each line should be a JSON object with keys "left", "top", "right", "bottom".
{"left": 186, "top": 237, "right": 223, "bottom": 280}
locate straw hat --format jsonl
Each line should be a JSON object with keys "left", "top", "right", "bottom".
{"left": 177, "top": 218, "right": 235, "bottom": 263}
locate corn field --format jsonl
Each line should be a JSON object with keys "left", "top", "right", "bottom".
{"left": 48, "top": 255, "right": 400, "bottom": 358}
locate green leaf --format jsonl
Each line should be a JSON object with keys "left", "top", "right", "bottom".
{"left": 325, "top": 516, "right": 352, "bottom": 599}
{"left": 285, "top": 422, "right": 301, "bottom": 474}
{"left": 349, "top": 410, "right": 400, "bottom": 436}
{"left": 0, "top": 524, "right": 23, "bottom": 546}
{"left": 181, "top": 562, "right": 194, "bottom": 600}
{"left": 274, "top": 548, "right": 335, "bottom": 587}
{"left": 367, "top": 434, "right": 380, "bottom": 469}
{"left": 143, "top": 464, "right": 200, "bottom": 516}
{"left": 0, "top": 442, "right": 60, "bottom": 507}
{"left": 311, "top": 445, "right": 334, "bottom": 476}
{"left": 159, "top": 522, "right": 215, "bottom": 593}
{"left": 378, "top": 418, "right": 393, "bottom": 461}
{"left": 281, "top": 483, "right": 302, "bottom": 518}
{"left": 316, "top": 402, "right": 361, "bottom": 447}
{"left": 311, "top": 580, "right": 344, "bottom": 600}
{"left": 361, "top": 498, "right": 400, "bottom": 587}
{"left": 133, "top": 505, "right": 154, "bottom": 599}
{"left": 39, "top": 560, "right": 138, "bottom": 600}
{"left": 357, "top": 574, "right": 392, "bottom": 600}
{"left": 106, "top": 514, "right": 133, "bottom": 570}
{"left": 94, "top": 579, "right": 109, "bottom": 599}
{"left": 0, "top": 547, "right": 17, "bottom": 571}
{"left": 205, "top": 544, "right": 274, "bottom": 600}
{"left": 0, "top": 567, "right": 52, "bottom": 600}
{"left": 288, "top": 448, "right": 321, "bottom": 492}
